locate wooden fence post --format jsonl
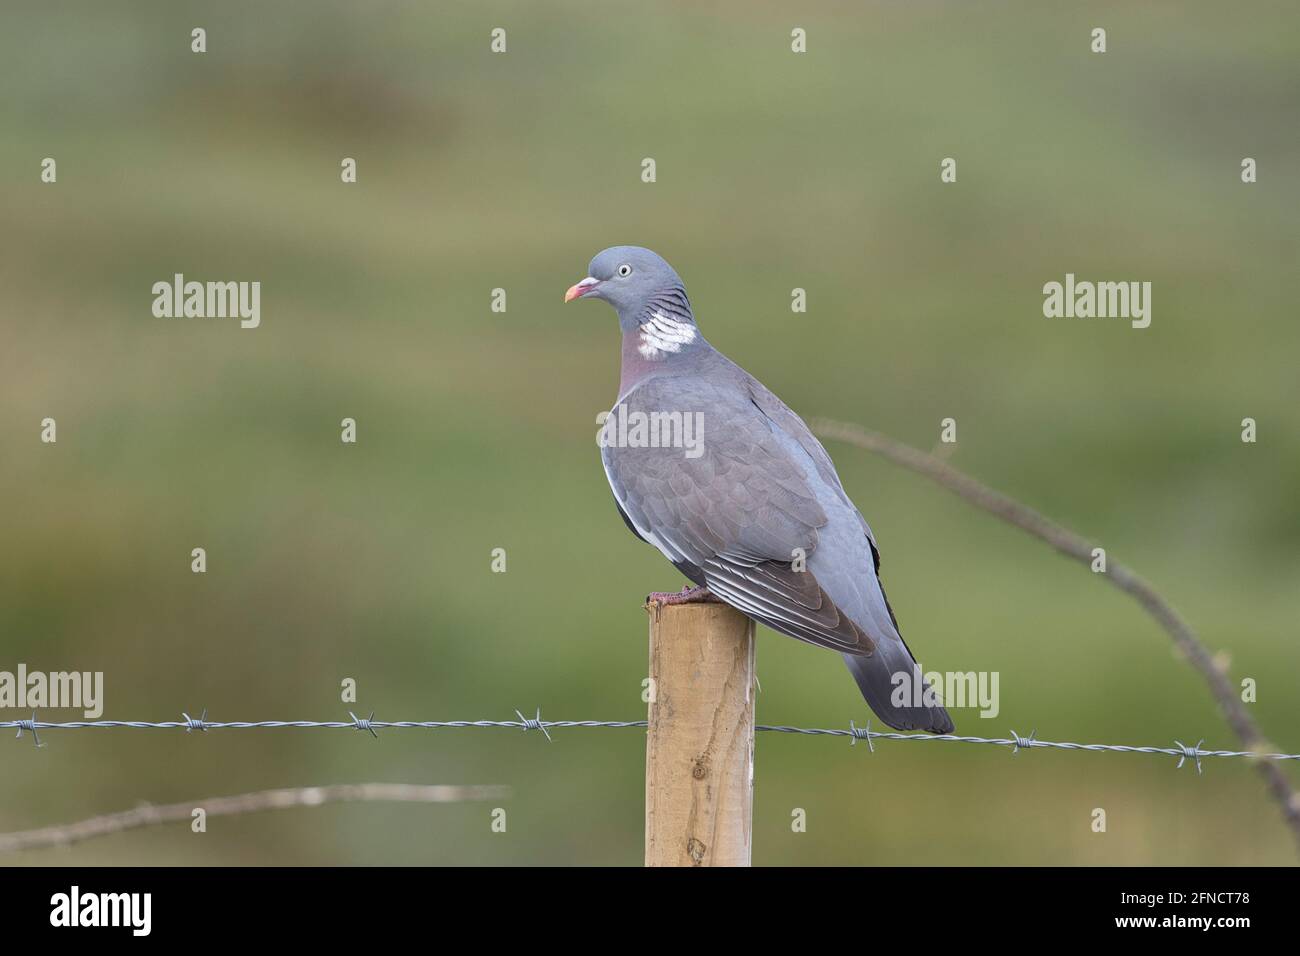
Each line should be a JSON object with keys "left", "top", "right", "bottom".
{"left": 644, "top": 598, "right": 756, "bottom": 867}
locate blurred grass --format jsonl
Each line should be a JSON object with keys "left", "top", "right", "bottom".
{"left": 1, "top": 0, "right": 1297, "bottom": 865}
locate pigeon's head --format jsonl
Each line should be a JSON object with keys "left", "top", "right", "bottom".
{"left": 564, "top": 246, "right": 688, "bottom": 323}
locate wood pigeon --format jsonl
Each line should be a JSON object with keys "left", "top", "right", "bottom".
{"left": 567, "top": 246, "right": 954, "bottom": 733}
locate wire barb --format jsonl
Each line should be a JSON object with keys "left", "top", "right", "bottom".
{"left": 1010, "top": 729, "right": 1037, "bottom": 755}
{"left": 350, "top": 711, "right": 378, "bottom": 738}
{"left": 848, "top": 719, "right": 875, "bottom": 752}
{"left": 515, "top": 708, "right": 552, "bottom": 741}
{"left": 14, "top": 711, "right": 43, "bottom": 748}
{"left": 1175, "top": 738, "right": 1205, "bottom": 774}
{"left": 182, "top": 708, "right": 208, "bottom": 733}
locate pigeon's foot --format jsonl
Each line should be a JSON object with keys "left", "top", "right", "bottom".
{"left": 647, "top": 585, "right": 722, "bottom": 606}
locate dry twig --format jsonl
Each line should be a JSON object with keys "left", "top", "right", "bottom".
{"left": 0, "top": 782, "right": 510, "bottom": 853}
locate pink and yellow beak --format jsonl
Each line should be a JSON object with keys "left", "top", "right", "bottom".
{"left": 564, "top": 276, "right": 600, "bottom": 303}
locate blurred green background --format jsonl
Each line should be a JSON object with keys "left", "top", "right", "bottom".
{"left": 2, "top": 1, "right": 1297, "bottom": 866}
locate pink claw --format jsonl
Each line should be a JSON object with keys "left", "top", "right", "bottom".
{"left": 646, "top": 585, "right": 722, "bottom": 606}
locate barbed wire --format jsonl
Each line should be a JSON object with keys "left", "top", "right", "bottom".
{"left": 3, "top": 709, "right": 1298, "bottom": 774}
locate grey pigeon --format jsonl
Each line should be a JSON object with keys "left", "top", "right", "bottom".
{"left": 567, "top": 246, "right": 953, "bottom": 734}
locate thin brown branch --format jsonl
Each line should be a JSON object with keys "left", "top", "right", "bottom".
{"left": 810, "top": 416, "right": 1300, "bottom": 851}
{"left": 0, "top": 782, "right": 510, "bottom": 854}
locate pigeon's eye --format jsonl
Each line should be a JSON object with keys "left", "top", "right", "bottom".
{"left": 617, "top": 263, "right": 633, "bottom": 277}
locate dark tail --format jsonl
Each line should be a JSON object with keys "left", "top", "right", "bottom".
{"left": 842, "top": 640, "right": 954, "bottom": 734}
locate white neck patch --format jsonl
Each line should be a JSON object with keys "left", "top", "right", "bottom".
{"left": 638, "top": 311, "right": 696, "bottom": 359}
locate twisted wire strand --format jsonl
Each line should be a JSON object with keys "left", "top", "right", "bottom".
{"left": 4, "top": 713, "right": 1298, "bottom": 767}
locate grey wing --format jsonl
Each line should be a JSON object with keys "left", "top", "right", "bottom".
{"left": 741, "top": 367, "right": 879, "bottom": 544}
{"left": 602, "top": 381, "right": 874, "bottom": 656}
